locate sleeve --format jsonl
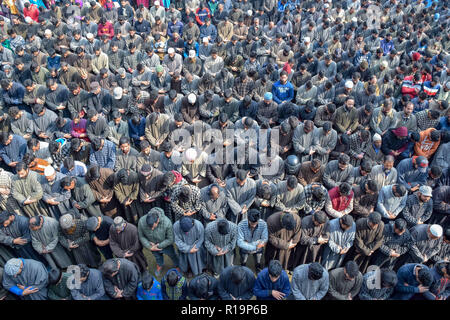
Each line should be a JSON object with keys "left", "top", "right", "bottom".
{"left": 327, "top": 272, "right": 349, "bottom": 300}
{"left": 291, "top": 271, "right": 306, "bottom": 300}
{"left": 158, "top": 221, "right": 174, "bottom": 249}
{"left": 253, "top": 274, "right": 271, "bottom": 299}
{"left": 237, "top": 223, "right": 257, "bottom": 252}
{"left": 313, "top": 272, "right": 329, "bottom": 300}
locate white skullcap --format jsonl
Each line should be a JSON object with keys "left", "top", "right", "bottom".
{"left": 352, "top": 17, "right": 358, "bottom": 22}
{"left": 154, "top": 0, "right": 159, "bottom": 5}
{"left": 345, "top": 80, "right": 354, "bottom": 89}
{"left": 373, "top": 133, "right": 382, "bottom": 142}
{"left": 44, "top": 29, "right": 52, "bottom": 35}
{"left": 44, "top": 166, "right": 56, "bottom": 177}
{"left": 86, "top": 33, "right": 94, "bottom": 39}
{"left": 304, "top": 37, "right": 310, "bottom": 42}
{"left": 381, "top": 61, "right": 388, "bottom": 68}
{"left": 203, "top": 37, "right": 209, "bottom": 43}
{"left": 189, "top": 50, "right": 196, "bottom": 58}
{"left": 185, "top": 148, "right": 197, "bottom": 161}
{"left": 25, "top": 16, "right": 32, "bottom": 23}
{"left": 168, "top": 47, "right": 175, "bottom": 54}
{"left": 247, "top": 10, "right": 252, "bottom": 16}
{"left": 188, "top": 93, "right": 197, "bottom": 104}
{"left": 430, "top": 224, "right": 443, "bottom": 238}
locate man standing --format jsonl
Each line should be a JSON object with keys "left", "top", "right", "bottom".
{"left": 392, "top": 263, "right": 433, "bottom": 300}
{"left": 218, "top": 265, "right": 255, "bottom": 300}
{"left": 173, "top": 216, "right": 205, "bottom": 277}
{"left": 265, "top": 212, "right": 301, "bottom": 271}
{"left": 86, "top": 216, "right": 114, "bottom": 260}
{"left": 59, "top": 213, "right": 101, "bottom": 268}
{"left": 400, "top": 185, "right": 433, "bottom": 228}
{"left": 370, "top": 219, "right": 412, "bottom": 269}
{"left": 138, "top": 207, "right": 179, "bottom": 277}
{"left": 109, "top": 217, "right": 148, "bottom": 273}
{"left": 291, "top": 262, "right": 329, "bottom": 300}
{"left": 204, "top": 218, "right": 237, "bottom": 276}
{"left": 345, "top": 212, "right": 384, "bottom": 273}
{"left": 2, "top": 258, "right": 48, "bottom": 300}
{"left": 326, "top": 260, "right": 363, "bottom": 300}
{"left": 226, "top": 169, "right": 256, "bottom": 224}
{"left": 70, "top": 264, "right": 108, "bottom": 300}
{"left": 290, "top": 211, "right": 329, "bottom": 268}
{"left": 237, "top": 209, "right": 268, "bottom": 273}
{"left": 29, "top": 215, "right": 73, "bottom": 270}
{"left": 0, "top": 211, "right": 43, "bottom": 262}
{"left": 321, "top": 215, "right": 355, "bottom": 270}
{"left": 11, "top": 162, "right": 48, "bottom": 217}
{"left": 101, "top": 258, "right": 140, "bottom": 300}
{"left": 253, "top": 259, "right": 291, "bottom": 300}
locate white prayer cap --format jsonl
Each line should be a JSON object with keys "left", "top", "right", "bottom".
{"left": 430, "top": 224, "right": 443, "bottom": 238}
{"left": 188, "top": 93, "right": 197, "bottom": 104}
{"left": 44, "top": 29, "right": 52, "bottom": 35}
{"left": 24, "top": 16, "right": 32, "bottom": 24}
{"left": 44, "top": 166, "right": 56, "bottom": 177}
{"left": 352, "top": 17, "right": 358, "bottom": 23}
{"left": 304, "top": 37, "right": 310, "bottom": 43}
{"left": 154, "top": 0, "right": 159, "bottom": 5}
{"left": 373, "top": 133, "right": 382, "bottom": 142}
{"left": 189, "top": 50, "right": 196, "bottom": 58}
{"left": 381, "top": 61, "right": 388, "bottom": 68}
{"left": 86, "top": 33, "right": 94, "bottom": 39}
{"left": 324, "top": 3, "right": 329, "bottom": 8}
{"left": 113, "top": 87, "right": 123, "bottom": 100}
{"left": 345, "top": 80, "right": 354, "bottom": 89}
{"left": 203, "top": 37, "right": 209, "bottom": 43}
{"left": 185, "top": 148, "right": 197, "bottom": 161}
{"left": 168, "top": 47, "right": 175, "bottom": 54}
{"left": 247, "top": 10, "right": 252, "bottom": 16}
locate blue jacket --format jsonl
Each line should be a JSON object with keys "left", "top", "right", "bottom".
{"left": 272, "top": 80, "right": 294, "bottom": 104}
{"left": 0, "top": 134, "right": 27, "bottom": 165}
{"left": 136, "top": 277, "right": 163, "bottom": 300}
{"left": 128, "top": 116, "right": 146, "bottom": 144}
{"left": 253, "top": 267, "right": 291, "bottom": 300}
{"left": 199, "top": 24, "right": 217, "bottom": 42}
{"left": 380, "top": 39, "right": 394, "bottom": 55}
{"left": 394, "top": 263, "right": 431, "bottom": 300}
{"left": 2, "top": 82, "right": 25, "bottom": 106}
{"left": 436, "top": 116, "right": 450, "bottom": 131}
{"left": 47, "top": 55, "right": 61, "bottom": 70}
{"left": 396, "top": 157, "right": 428, "bottom": 191}
{"left": 168, "top": 21, "right": 184, "bottom": 38}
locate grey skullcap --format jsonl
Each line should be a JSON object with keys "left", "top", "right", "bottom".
{"left": 60, "top": 214, "right": 74, "bottom": 229}
{"left": 86, "top": 216, "right": 100, "bottom": 232}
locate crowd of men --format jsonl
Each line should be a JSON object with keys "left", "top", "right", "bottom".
{"left": 0, "top": 0, "right": 448, "bottom": 301}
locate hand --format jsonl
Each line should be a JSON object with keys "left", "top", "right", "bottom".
{"left": 124, "top": 250, "right": 133, "bottom": 258}
{"left": 288, "top": 241, "right": 296, "bottom": 249}
{"left": 9, "top": 162, "right": 18, "bottom": 167}
{"left": 348, "top": 293, "right": 352, "bottom": 300}
{"left": 241, "top": 205, "right": 247, "bottom": 214}
{"left": 209, "top": 214, "right": 217, "bottom": 221}
{"left": 417, "top": 220, "right": 423, "bottom": 225}
{"left": 125, "top": 199, "right": 133, "bottom": 206}
{"left": 17, "top": 284, "right": 25, "bottom": 290}
{"left": 13, "top": 237, "right": 28, "bottom": 245}
{"left": 318, "top": 236, "right": 328, "bottom": 245}
{"left": 190, "top": 245, "right": 198, "bottom": 253}
{"left": 256, "top": 242, "right": 266, "bottom": 249}
{"left": 150, "top": 244, "right": 162, "bottom": 251}
{"left": 418, "top": 285, "right": 429, "bottom": 293}
{"left": 271, "top": 290, "right": 286, "bottom": 300}
{"left": 410, "top": 185, "right": 419, "bottom": 192}
{"left": 74, "top": 203, "right": 82, "bottom": 209}
{"left": 22, "top": 286, "right": 39, "bottom": 296}
{"left": 346, "top": 130, "right": 352, "bottom": 135}
{"left": 69, "top": 241, "right": 79, "bottom": 249}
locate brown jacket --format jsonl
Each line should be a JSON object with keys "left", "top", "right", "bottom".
{"left": 266, "top": 211, "right": 302, "bottom": 269}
